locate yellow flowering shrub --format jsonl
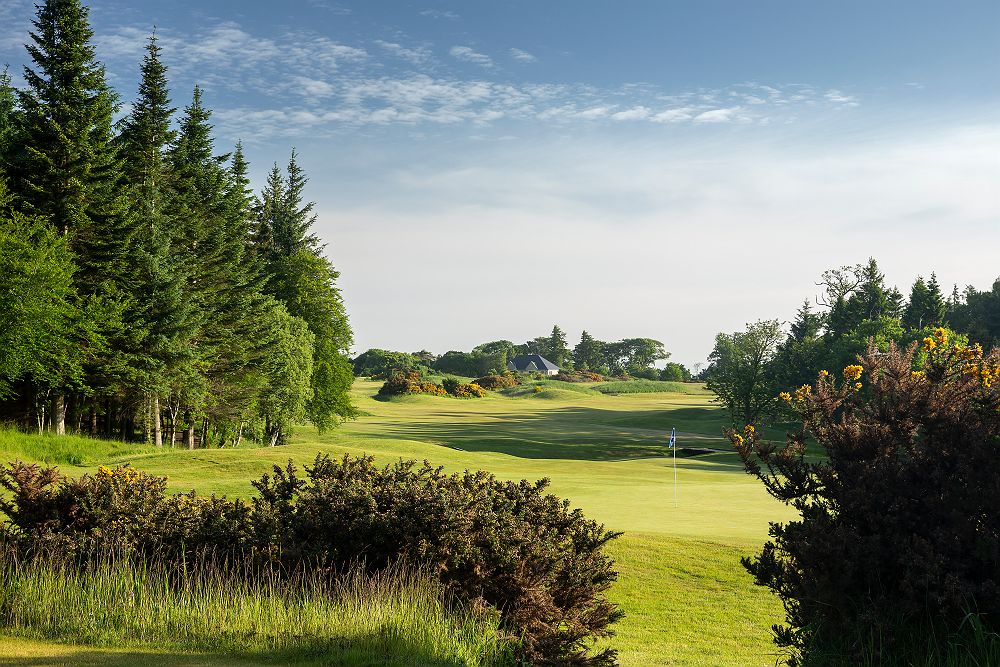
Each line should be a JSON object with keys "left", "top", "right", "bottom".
{"left": 727, "top": 339, "right": 1000, "bottom": 663}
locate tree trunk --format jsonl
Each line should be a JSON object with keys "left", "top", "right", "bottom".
{"left": 90, "top": 400, "right": 98, "bottom": 436}
{"left": 53, "top": 394, "right": 66, "bottom": 436}
{"left": 153, "top": 396, "right": 163, "bottom": 447}
{"left": 235, "top": 421, "right": 244, "bottom": 449}
{"left": 200, "top": 417, "right": 209, "bottom": 449}
{"left": 185, "top": 411, "right": 195, "bottom": 450}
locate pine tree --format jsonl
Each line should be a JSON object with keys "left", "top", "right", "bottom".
{"left": 789, "top": 301, "right": 823, "bottom": 341}
{"left": 168, "top": 87, "right": 234, "bottom": 446}
{"left": 9, "top": 0, "right": 136, "bottom": 435}
{"left": 903, "top": 273, "right": 946, "bottom": 330}
{"left": 0, "top": 67, "right": 16, "bottom": 162}
{"left": 547, "top": 325, "right": 569, "bottom": 367}
{"left": 118, "top": 33, "right": 198, "bottom": 446}
{"left": 926, "top": 273, "right": 946, "bottom": 325}
{"left": 573, "top": 331, "right": 605, "bottom": 371}
{"left": 254, "top": 151, "right": 355, "bottom": 430}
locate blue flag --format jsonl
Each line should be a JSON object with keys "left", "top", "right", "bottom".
{"left": 669, "top": 428, "right": 676, "bottom": 449}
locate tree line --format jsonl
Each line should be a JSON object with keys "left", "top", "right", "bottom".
{"left": 353, "top": 325, "right": 691, "bottom": 381}
{"left": 0, "top": 0, "right": 354, "bottom": 446}
{"left": 706, "top": 258, "right": 1000, "bottom": 424}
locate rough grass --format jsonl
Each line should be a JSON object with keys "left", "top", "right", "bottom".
{"left": 593, "top": 380, "right": 705, "bottom": 395}
{"left": 0, "top": 549, "right": 513, "bottom": 667}
{"left": 0, "top": 380, "right": 793, "bottom": 666}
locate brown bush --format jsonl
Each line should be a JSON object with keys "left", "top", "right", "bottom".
{"left": 473, "top": 372, "right": 521, "bottom": 390}
{"left": 731, "top": 332, "right": 1000, "bottom": 664}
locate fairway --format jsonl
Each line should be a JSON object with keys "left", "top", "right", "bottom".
{"left": 1, "top": 381, "right": 796, "bottom": 666}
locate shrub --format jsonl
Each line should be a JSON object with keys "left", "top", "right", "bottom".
{"left": 731, "top": 334, "right": 1000, "bottom": 665}
{"left": 252, "top": 455, "right": 623, "bottom": 665}
{"left": 551, "top": 371, "right": 605, "bottom": 383}
{"left": 0, "top": 455, "right": 622, "bottom": 665}
{"left": 473, "top": 373, "right": 521, "bottom": 390}
{"left": 442, "top": 376, "right": 461, "bottom": 394}
{"left": 0, "top": 462, "right": 251, "bottom": 559}
{"left": 378, "top": 370, "right": 448, "bottom": 397}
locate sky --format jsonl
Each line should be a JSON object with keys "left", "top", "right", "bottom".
{"left": 2, "top": 0, "right": 999, "bottom": 367}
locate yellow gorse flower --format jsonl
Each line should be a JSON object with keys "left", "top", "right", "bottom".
{"left": 779, "top": 391, "right": 792, "bottom": 402}
{"left": 843, "top": 365, "right": 864, "bottom": 382}
{"left": 732, "top": 433, "right": 745, "bottom": 447}
{"left": 923, "top": 337, "right": 937, "bottom": 352}
{"left": 744, "top": 424, "right": 755, "bottom": 437}
{"left": 933, "top": 327, "right": 948, "bottom": 346}
{"left": 818, "top": 370, "right": 829, "bottom": 378}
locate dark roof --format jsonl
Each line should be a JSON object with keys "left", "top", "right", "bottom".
{"left": 507, "top": 354, "right": 560, "bottom": 372}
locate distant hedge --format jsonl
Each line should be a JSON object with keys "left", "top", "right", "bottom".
{"left": 0, "top": 454, "right": 623, "bottom": 665}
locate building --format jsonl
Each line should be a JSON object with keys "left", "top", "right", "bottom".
{"left": 506, "top": 354, "right": 560, "bottom": 376}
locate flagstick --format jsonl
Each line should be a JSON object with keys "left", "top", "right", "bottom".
{"left": 673, "top": 431, "right": 677, "bottom": 507}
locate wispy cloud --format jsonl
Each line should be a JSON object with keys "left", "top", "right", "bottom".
{"left": 449, "top": 46, "right": 494, "bottom": 69}
{"left": 420, "top": 9, "right": 459, "bottom": 20}
{"left": 825, "top": 89, "right": 860, "bottom": 107}
{"left": 305, "top": 0, "right": 352, "bottom": 14}
{"left": 510, "top": 48, "right": 537, "bottom": 63}
{"left": 375, "top": 40, "right": 433, "bottom": 66}
{"left": 70, "top": 19, "right": 864, "bottom": 140}
{"left": 694, "top": 107, "right": 749, "bottom": 124}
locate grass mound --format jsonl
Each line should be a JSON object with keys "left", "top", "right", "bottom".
{"left": 0, "top": 549, "right": 514, "bottom": 667}
{"left": 593, "top": 380, "right": 703, "bottom": 395}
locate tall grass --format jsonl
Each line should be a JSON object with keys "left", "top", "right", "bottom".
{"left": 802, "top": 614, "right": 1000, "bottom": 667}
{"left": 0, "top": 426, "right": 150, "bottom": 466}
{"left": 592, "top": 380, "right": 703, "bottom": 395}
{"left": 0, "top": 549, "right": 515, "bottom": 666}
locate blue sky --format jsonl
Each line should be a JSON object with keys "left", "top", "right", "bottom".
{"left": 2, "top": 1, "right": 999, "bottom": 366}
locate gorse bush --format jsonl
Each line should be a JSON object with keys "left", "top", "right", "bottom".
{"left": 731, "top": 333, "right": 1000, "bottom": 665}
{"left": 377, "top": 370, "right": 447, "bottom": 397}
{"left": 474, "top": 372, "right": 521, "bottom": 390}
{"left": 0, "top": 454, "right": 623, "bottom": 665}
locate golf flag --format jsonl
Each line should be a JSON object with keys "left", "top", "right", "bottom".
{"left": 668, "top": 427, "right": 677, "bottom": 449}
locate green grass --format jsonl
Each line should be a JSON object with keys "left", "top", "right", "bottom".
{"left": 0, "top": 549, "right": 513, "bottom": 667}
{"left": 0, "top": 380, "right": 794, "bottom": 666}
{"left": 592, "top": 380, "right": 705, "bottom": 395}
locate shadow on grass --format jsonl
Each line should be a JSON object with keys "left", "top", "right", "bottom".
{"left": 361, "top": 404, "right": 749, "bottom": 464}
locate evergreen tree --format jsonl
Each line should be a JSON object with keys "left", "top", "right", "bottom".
{"left": 903, "top": 273, "right": 946, "bottom": 330}
{"left": 0, "top": 67, "right": 16, "bottom": 162}
{"left": 9, "top": 0, "right": 136, "bottom": 435}
{"left": 572, "top": 331, "right": 605, "bottom": 371}
{"left": 254, "top": 151, "right": 355, "bottom": 430}
{"left": 547, "top": 325, "right": 570, "bottom": 366}
{"left": 789, "top": 301, "right": 823, "bottom": 341}
{"left": 926, "top": 273, "right": 946, "bottom": 325}
{"left": 118, "top": 33, "right": 198, "bottom": 446}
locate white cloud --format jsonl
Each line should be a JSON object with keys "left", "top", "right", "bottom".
{"left": 449, "top": 45, "right": 494, "bottom": 69}
{"left": 693, "top": 107, "right": 747, "bottom": 123}
{"left": 510, "top": 48, "right": 537, "bottom": 63}
{"left": 375, "top": 40, "right": 432, "bottom": 65}
{"left": 611, "top": 106, "right": 651, "bottom": 121}
{"left": 293, "top": 76, "right": 335, "bottom": 101}
{"left": 651, "top": 107, "right": 696, "bottom": 123}
{"left": 420, "top": 9, "right": 459, "bottom": 20}
{"left": 825, "top": 89, "right": 860, "bottom": 106}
